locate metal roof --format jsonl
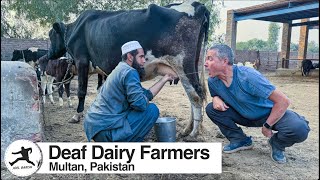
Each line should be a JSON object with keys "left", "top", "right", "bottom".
{"left": 232, "top": 0, "right": 319, "bottom": 27}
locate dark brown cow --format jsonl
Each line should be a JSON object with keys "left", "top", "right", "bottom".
{"left": 38, "top": 55, "right": 74, "bottom": 106}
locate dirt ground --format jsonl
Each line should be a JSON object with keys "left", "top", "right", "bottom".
{"left": 2, "top": 72, "right": 319, "bottom": 179}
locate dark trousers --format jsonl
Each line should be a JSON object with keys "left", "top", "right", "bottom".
{"left": 205, "top": 102, "right": 310, "bottom": 151}
{"left": 94, "top": 103, "right": 159, "bottom": 142}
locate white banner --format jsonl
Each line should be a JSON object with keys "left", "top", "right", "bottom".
{"left": 37, "top": 143, "right": 222, "bottom": 174}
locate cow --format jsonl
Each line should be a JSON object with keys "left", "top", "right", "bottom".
{"left": 301, "top": 59, "right": 318, "bottom": 76}
{"left": 38, "top": 55, "right": 75, "bottom": 107}
{"left": 11, "top": 47, "right": 48, "bottom": 65}
{"left": 11, "top": 48, "right": 48, "bottom": 81}
{"left": 46, "top": 1, "right": 210, "bottom": 138}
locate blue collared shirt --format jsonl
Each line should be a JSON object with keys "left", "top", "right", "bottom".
{"left": 84, "top": 61, "right": 153, "bottom": 141}
{"left": 208, "top": 65, "right": 275, "bottom": 120}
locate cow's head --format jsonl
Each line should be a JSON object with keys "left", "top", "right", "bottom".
{"left": 11, "top": 50, "right": 22, "bottom": 61}
{"left": 48, "top": 22, "right": 67, "bottom": 59}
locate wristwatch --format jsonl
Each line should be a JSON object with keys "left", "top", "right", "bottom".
{"left": 263, "top": 122, "right": 272, "bottom": 129}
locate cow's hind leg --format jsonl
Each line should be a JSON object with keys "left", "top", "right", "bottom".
{"left": 47, "top": 77, "right": 55, "bottom": 104}
{"left": 181, "top": 105, "right": 204, "bottom": 141}
{"left": 65, "top": 82, "right": 72, "bottom": 107}
{"left": 58, "top": 83, "right": 64, "bottom": 107}
{"left": 97, "top": 74, "right": 103, "bottom": 92}
{"left": 40, "top": 76, "right": 47, "bottom": 104}
{"left": 69, "top": 60, "right": 89, "bottom": 123}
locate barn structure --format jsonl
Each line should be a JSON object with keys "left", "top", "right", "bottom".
{"left": 225, "top": 0, "right": 319, "bottom": 69}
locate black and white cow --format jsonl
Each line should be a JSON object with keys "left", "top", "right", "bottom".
{"left": 47, "top": 1, "right": 210, "bottom": 137}
{"left": 12, "top": 48, "right": 48, "bottom": 81}
{"left": 11, "top": 47, "right": 48, "bottom": 64}
{"left": 301, "top": 59, "right": 318, "bottom": 76}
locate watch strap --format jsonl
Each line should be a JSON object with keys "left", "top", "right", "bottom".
{"left": 263, "top": 122, "right": 272, "bottom": 129}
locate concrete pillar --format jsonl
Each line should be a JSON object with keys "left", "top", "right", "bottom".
{"left": 1, "top": 61, "right": 42, "bottom": 162}
{"left": 298, "top": 19, "right": 309, "bottom": 62}
{"left": 226, "top": 10, "right": 237, "bottom": 53}
{"left": 281, "top": 22, "right": 292, "bottom": 68}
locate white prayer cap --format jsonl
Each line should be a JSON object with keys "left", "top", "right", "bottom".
{"left": 121, "top": 41, "right": 142, "bottom": 55}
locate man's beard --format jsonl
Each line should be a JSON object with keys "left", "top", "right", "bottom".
{"left": 132, "top": 57, "right": 145, "bottom": 79}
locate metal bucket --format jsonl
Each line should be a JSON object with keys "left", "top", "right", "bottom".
{"left": 154, "top": 117, "right": 176, "bottom": 142}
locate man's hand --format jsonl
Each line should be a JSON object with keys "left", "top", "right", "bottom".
{"left": 262, "top": 126, "right": 273, "bottom": 137}
{"left": 162, "top": 74, "right": 175, "bottom": 83}
{"left": 149, "top": 74, "right": 175, "bottom": 97}
{"left": 212, "top": 96, "right": 229, "bottom": 111}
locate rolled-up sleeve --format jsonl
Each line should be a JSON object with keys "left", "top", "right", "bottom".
{"left": 124, "top": 70, "right": 151, "bottom": 111}
{"left": 142, "top": 88, "right": 153, "bottom": 101}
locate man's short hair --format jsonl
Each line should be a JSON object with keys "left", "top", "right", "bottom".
{"left": 121, "top": 49, "right": 138, "bottom": 61}
{"left": 209, "top": 44, "right": 234, "bottom": 65}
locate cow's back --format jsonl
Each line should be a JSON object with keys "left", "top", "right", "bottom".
{"left": 66, "top": 6, "right": 183, "bottom": 71}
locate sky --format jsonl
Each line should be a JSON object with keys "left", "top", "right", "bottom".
{"left": 214, "top": 0, "right": 319, "bottom": 45}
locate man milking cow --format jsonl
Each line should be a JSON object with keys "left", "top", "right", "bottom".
{"left": 84, "top": 41, "right": 175, "bottom": 142}
{"left": 47, "top": 1, "right": 209, "bottom": 138}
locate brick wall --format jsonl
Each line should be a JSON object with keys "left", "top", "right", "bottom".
{"left": 1, "top": 38, "right": 50, "bottom": 61}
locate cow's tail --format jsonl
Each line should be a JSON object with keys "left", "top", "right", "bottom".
{"left": 199, "top": 10, "right": 210, "bottom": 104}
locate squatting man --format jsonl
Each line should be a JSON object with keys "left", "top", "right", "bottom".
{"left": 84, "top": 41, "right": 175, "bottom": 142}
{"left": 204, "top": 44, "right": 310, "bottom": 164}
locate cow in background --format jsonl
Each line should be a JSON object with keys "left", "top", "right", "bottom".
{"left": 11, "top": 47, "right": 48, "bottom": 66}
{"left": 46, "top": 1, "right": 210, "bottom": 138}
{"left": 38, "top": 55, "right": 74, "bottom": 107}
{"left": 301, "top": 59, "right": 318, "bottom": 76}
{"left": 11, "top": 48, "right": 48, "bottom": 81}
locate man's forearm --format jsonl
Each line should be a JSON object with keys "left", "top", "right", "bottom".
{"left": 149, "top": 77, "right": 168, "bottom": 97}
{"left": 266, "top": 101, "right": 289, "bottom": 126}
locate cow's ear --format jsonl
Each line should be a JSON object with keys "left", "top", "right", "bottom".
{"left": 53, "top": 22, "right": 62, "bottom": 33}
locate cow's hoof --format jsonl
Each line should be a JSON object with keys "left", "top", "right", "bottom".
{"left": 181, "top": 127, "right": 193, "bottom": 137}
{"left": 68, "top": 98, "right": 72, "bottom": 107}
{"left": 68, "top": 118, "right": 80, "bottom": 123}
{"left": 182, "top": 135, "right": 204, "bottom": 142}
{"left": 59, "top": 98, "right": 63, "bottom": 107}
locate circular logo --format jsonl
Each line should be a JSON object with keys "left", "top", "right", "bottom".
{"left": 4, "top": 140, "right": 43, "bottom": 177}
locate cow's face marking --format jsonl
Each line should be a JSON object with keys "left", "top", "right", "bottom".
{"left": 170, "top": 0, "right": 195, "bottom": 17}
{"left": 28, "top": 47, "right": 38, "bottom": 52}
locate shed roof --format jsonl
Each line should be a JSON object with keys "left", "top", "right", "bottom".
{"left": 232, "top": 0, "right": 319, "bottom": 27}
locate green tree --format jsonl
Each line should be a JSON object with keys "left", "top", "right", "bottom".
{"left": 290, "top": 42, "right": 299, "bottom": 52}
{"left": 236, "top": 38, "right": 268, "bottom": 51}
{"left": 267, "top": 22, "right": 280, "bottom": 51}
{"left": 290, "top": 41, "right": 319, "bottom": 53}
{"left": 2, "top": 0, "right": 221, "bottom": 41}
{"left": 308, "top": 40, "right": 319, "bottom": 53}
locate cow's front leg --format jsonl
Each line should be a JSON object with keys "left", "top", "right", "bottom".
{"left": 69, "top": 60, "right": 89, "bottom": 123}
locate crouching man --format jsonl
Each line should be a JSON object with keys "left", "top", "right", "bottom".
{"left": 204, "top": 44, "right": 310, "bottom": 164}
{"left": 84, "top": 41, "right": 174, "bottom": 142}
